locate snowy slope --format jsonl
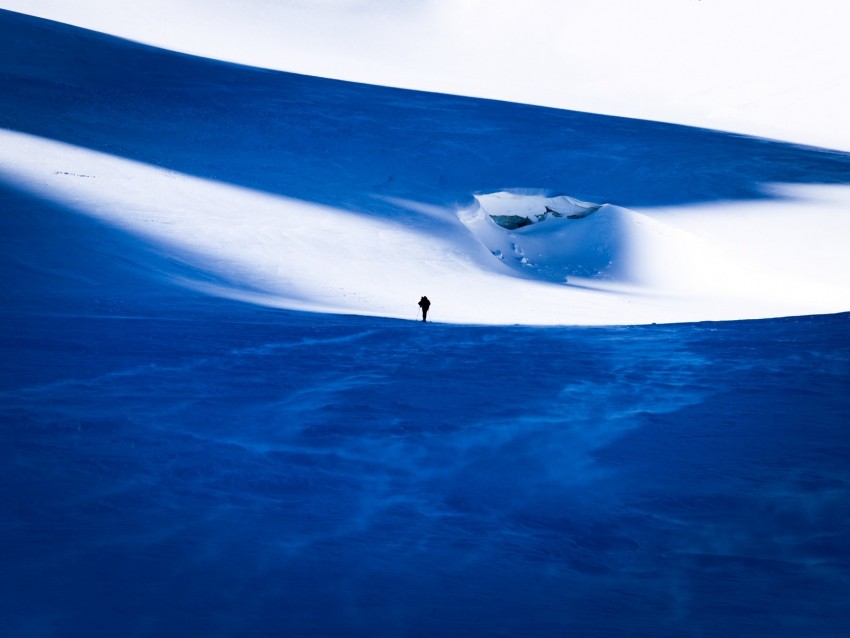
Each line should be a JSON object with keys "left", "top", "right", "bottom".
{"left": 3, "top": 8, "right": 850, "bottom": 636}
{"left": 3, "top": 0, "right": 849, "bottom": 151}
{"left": 1, "top": 8, "right": 849, "bottom": 325}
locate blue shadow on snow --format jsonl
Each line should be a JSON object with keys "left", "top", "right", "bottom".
{"left": 1, "top": 8, "right": 850, "bottom": 219}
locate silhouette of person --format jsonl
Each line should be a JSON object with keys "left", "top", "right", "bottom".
{"left": 418, "top": 296, "right": 431, "bottom": 322}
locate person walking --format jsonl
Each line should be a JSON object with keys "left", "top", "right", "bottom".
{"left": 418, "top": 296, "right": 431, "bottom": 322}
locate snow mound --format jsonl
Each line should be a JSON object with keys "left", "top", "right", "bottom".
{"left": 461, "top": 191, "right": 728, "bottom": 291}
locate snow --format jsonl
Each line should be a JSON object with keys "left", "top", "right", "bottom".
{"left": 2, "top": 125, "right": 849, "bottom": 325}
{"left": 3, "top": 301, "right": 849, "bottom": 638}
{"left": 2, "top": 7, "right": 850, "bottom": 637}
{"left": 1, "top": 4, "right": 849, "bottom": 325}
{"left": 0, "top": 3, "right": 848, "bottom": 325}
{"left": 1, "top": 3, "right": 848, "bottom": 326}
{"left": 3, "top": 0, "right": 849, "bottom": 151}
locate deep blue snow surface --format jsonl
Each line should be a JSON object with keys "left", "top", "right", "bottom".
{"left": 3, "top": 298, "right": 850, "bottom": 638}
{"left": 2, "top": 9, "right": 850, "bottom": 638}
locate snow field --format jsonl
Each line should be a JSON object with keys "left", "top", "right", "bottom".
{"left": 2, "top": 4, "right": 849, "bottom": 325}
{"left": 3, "top": 7, "right": 850, "bottom": 637}
{"left": 3, "top": 128, "right": 849, "bottom": 325}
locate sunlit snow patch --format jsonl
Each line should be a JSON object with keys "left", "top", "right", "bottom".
{"left": 3, "top": 128, "right": 850, "bottom": 326}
